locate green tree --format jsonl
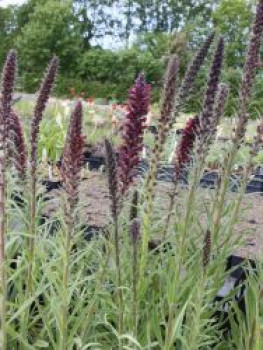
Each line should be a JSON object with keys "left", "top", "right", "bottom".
{"left": 15, "top": 0, "right": 84, "bottom": 91}
{"left": 0, "top": 7, "right": 17, "bottom": 66}
{"left": 78, "top": 47, "right": 163, "bottom": 100}
{"left": 73, "top": 0, "right": 122, "bottom": 44}
{"left": 213, "top": 0, "right": 253, "bottom": 67}
{"left": 126, "top": 0, "right": 219, "bottom": 34}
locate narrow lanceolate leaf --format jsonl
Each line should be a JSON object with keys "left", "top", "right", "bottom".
{"left": 30, "top": 56, "right": 58, "bottom": 174}
{"left": 234, "top": 0, "right": 263, "bottom": 143}
{"left": 199, "top": 37, "right": 224, "bottom": 144}
{"left": 178, "top": 32, "right": 215, "bottom": 105}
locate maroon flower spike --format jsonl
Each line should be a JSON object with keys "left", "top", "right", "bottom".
{"left": 61, "top": 101, "right": 85, "bottom": 207}
{"left": 118, "top": 73, "right": 150, "bottom": 195}
{"left": 211, "top": 83, "right": 229, "bottom": 137}
{"left": 158, "top": 55, "right": 179, "bottom": 143}
{"left": 9, "top": 110, "right": 27, "bottom": 179}
{"left": 30, "top": 56, "right": 58, "bottom": 175}
{"left": 178, "top": 32, "right": 215, "bottom": 105}
{"left": 105, "top": 139, "right": 119, "bottom": 219}
{"left": 1, "top": 50, "right": 17, "bottom": 120}
{"left": 174, "top": 116, "right": 200, "bottom": 176}
{"left": 130, "top": 218, "right": 141, "bottom": 243}
{"left": 235, "top": 0, "right": 263, "bottom": 142}
{"left": 199, "top": 37, "right": 224, "bottom": 141}
{"left": 202, "top": 230, "right": 211, "bottom": 271}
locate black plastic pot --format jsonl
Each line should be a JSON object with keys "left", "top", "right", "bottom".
{"left": 42, "top": 180, "right": 63, "bottom": 192}
{"left": 157, "top": 165, "right": 175, "bottom": 182}
{"left": 213, "top": 255, "right": 256, "bottom": 337}
{"left": 11, "top": 191, "right": 25, "bottom": 208}
{"left": 176, "top": 128, "right": 183, "bottom": 135}
{"left": 245, "top": 172, "right": 263, "bottom": 193}
{"left": 231, "top": 169, "right": 263, "bottom": 193}
{"left": 148, "top": 125, "right": 158, "bottom": 135}
{"left": 133, "top": 159, "right": 149, "bottom": 177}
{"left": 83, "top": 224, "right": 106, "bottom": 242}
{"left": 11, "top": 180, "right": 62, "bottom": 208}
{"left": 200, "top": 171, "right": 220, "bottom": 189}
{"left": 85, "top": 156, "right": 105, "bottom": 171}
{"left": 39, "top": 215, "right": 61, "bottom": 235}
{"left": 148, "top": 238, "right": 173, "bottom": 254}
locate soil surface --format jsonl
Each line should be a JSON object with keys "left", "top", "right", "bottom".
{"left": 44, "top": 171, "right": 263, "bottom": 261}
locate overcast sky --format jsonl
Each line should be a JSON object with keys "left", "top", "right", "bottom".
{"left": 0, "top": 0, "right": 26, "bottom": 7}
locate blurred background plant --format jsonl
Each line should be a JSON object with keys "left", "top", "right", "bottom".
{"left": 0, "top": 0, "right": 262, "bottom": 116}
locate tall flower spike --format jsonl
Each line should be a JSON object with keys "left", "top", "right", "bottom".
{"left": 61, "top": 101, "right": 84, "bottom": 208}
{"left": 157, "top": 55, "right": 179, "bottom": 145}
{"left": 1, "top": 50, "right": 17, "bottom": 120}
{"left": 30, "top": 56, "right": 58, "bottom": 174}
{"left": 130, "top": 190, "right": 139, "bottom": 222}
{"left": 178, "top": 32, "right": 215, "bottom": 105}
{"left": 145, "top": 56, "right": 178, "bottom": 195}
{"left": 234, "top": 0, "right": 263, "bottom": 143}
{"left": 211, "top": 83, "right": 229, "bottom": 138}
{"left": 202, "top": 230, "right": 211, "bottom": 271}
{"left": 105, "top": 139, "right": 119, "bottom": 219}
{"left": 0, "top": 49, "right": 16, "bottom": 349}
{"left": 9, "top": 110, "right": 27, "bottom": 179}
{"left": 118, "top": 74, "right": 150, "bottom": 196}
{"left": 199, "top": 37, "right": 224, "bottom": 143}
{"left": 105, "top": 138, "right": 123, "bottom": 331}
{"left": 174, "top": 116, "right": 200, "bottom": 176}
{"left": 130, "top": 218, "right": 141, "bottom": 244}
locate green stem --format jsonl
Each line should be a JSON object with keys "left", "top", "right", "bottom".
{"left": 162, "top": 178, "right": 179, "bottom": 239}
{"left": 132, "top": 240, "right": 138, "bottom": 337}
{"left": 61, "top": 226, "right": 71, "bottom": 350}
{"left": 212, "top": 151, "right": 235, "bottom": 245}
{"left": 27, "top": 177, "right": 36, "bottom": 293}
{"left": 114, "top": 215, "right": 123, "bottom": 339}
{"left": 20, "top": 177, "right": 36, "bottom": 348}
{"left": 179, "top": 162, "right": 203, "bottom": 263}
{"left": 0, "top": 157, "right": 7, "bottom": 350}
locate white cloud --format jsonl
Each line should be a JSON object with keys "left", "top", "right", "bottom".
{"left": 0, "top": 0, "right": 26, "bottom": 7}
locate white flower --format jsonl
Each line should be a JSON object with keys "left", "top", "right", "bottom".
{"left": 55, "top": 113, "right": 63, "bottom": 128}
{"left": 145, "top": 112, "right": 152, "bottom": 126}
{"left": 42, "top": 148, "right": 48, "bottom": 163}
{"left": 61, "top": 100, "right": 71, "bottom": 115}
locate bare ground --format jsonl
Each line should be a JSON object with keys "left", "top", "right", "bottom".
{"left": 45, "top": 171, "right": 263, "bottom": 261}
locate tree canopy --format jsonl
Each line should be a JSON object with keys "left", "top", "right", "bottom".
{"left": 0, "top": 0, "right": 261, "bottom": 116}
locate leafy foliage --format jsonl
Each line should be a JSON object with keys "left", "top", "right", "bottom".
{"left": 15, "top": 0, "right": 83, "bottom": 91}
{"left": 0, "top": 0, "right": 262, "bottom": 115}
